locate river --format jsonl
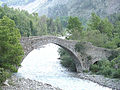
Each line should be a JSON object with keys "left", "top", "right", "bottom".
{"left": 17, "top": 43, "right": 111, "bottom": 90}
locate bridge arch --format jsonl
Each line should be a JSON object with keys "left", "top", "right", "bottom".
{"left": 21, "top": 36, "right": 112, "bottom": 72}
{"left": 21, "top": 36, "right": 84, "bottom": 72}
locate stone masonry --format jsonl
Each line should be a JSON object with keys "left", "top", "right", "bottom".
{"left": 21, "top": 36, "right": 112, "bottom": 72}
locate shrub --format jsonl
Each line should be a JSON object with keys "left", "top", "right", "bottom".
{"left": 90, "top": 58, "right": 120, "bottom": 78}
{"left": 60, "top": 54, "right": 76, "bottom": 72}
{"left": 90, "top": 64, "right": 100, "bottom": 73}
{"left": 108, "top": 50, "right": 119, "bottom": 60}
{"left": 112, "top": 69, "right": 120, "bottom": 78}
{"left": 75, "top": 42, "right": 85, "bottom": 53}
{"left": 104, "top": 41, "right": 117, "bottom": 49}
{"left": 87, "top": 56, "right": 92, "bottom": 61}
{"left": 100, "top": 66, "right": 113, "bottom": 77}
{"left": 59, "top": 48, "right": 76, "bottom": 72}
{"left": 112, "top": 55, "right": 120, "bottom": 69}
{"left": 0, "top": 68, "right": 11, "bottom": 85}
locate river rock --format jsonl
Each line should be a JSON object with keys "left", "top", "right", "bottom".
{"left": 77, "top": 73, "right": 120, "bottom": 90}
{"left": 1, "top": 75, "right": 62, "bottom": 90}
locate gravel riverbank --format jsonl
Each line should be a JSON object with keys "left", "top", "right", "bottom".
{"left": 77, "top": 73, "right": 120, "bottom": 90}
{"left": 1, "top": 73, "right": 120, "bottom": 90}
{"left": 1, "top": 75, "right": 62, "bottom": 90}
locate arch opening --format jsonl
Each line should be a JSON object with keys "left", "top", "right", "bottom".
{"left": 21, "top": 36, "right": 83, "bottom": 72}
{"left": 93, "top": 61, "right": 99, "bottom": 65}
{"left": 20, "top": 43, "right": 79, "bottom": 73}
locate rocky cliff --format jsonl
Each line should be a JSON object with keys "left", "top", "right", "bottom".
{"left": 66, "top": 0, "right": 120, "bottom": 20}
{"left": 47, "top": 0, "right": 120, "bottom": 21}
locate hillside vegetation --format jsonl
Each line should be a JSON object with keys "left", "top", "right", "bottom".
{"left": 59, "top": 13, "right": 120, "bottom": 79}
{"left": 0, "top": 5, "right": 65, "bottom": 86}
{"left": 0, "top": 5, "right": 65, "bottom": 36}
{"left": 42, "top": 0, "right": 120, "bottom": 24}
{"left": 0, "top": 0, "right": 120, "bottom": 86}
{"left": 0, "top": 16, "right": 24, "bottom": 85}
{"left": 1, "top": 0, "right": 120, "bottom": 24}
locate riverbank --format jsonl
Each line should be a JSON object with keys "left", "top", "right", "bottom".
{"left": 77, "top": 73, "right": 120, "bottom": 90}
{"left": 1, "top": 73, "right": 120, "bottom": 90}
{"left": 1, "top": 75, "right": 61, "bottom": 90}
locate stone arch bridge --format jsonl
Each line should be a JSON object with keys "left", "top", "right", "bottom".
{"left": 21, "top": 36, "right": 112, "bottom": 72}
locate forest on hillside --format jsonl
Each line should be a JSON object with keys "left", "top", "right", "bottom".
{"left": 59, "top": 12, "right": 120, "bottom": 79}
{"left": 0, "top": 5, "right": 66, "bottom": 85}
{"left": 0, "top": 5, "right": 65, "bottom": 36}
{"left": 0, "top": 4, "right": 120, "bottom": 86}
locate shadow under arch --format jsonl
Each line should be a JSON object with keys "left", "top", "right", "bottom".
{"left": 93, "top": 61, "right": 99, "bottom": 65}
{"left": 54, "top": 43, "right": 82, "bottom": 72}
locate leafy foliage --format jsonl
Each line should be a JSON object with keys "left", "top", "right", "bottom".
{"left": 67, "top": 16, "right": 83, "bottom": 40}
{"left": 112, "top": 69, "right": 120, "bottom": 78}
{"left": 87, "top": 13, "right": 101, "bottom": 31}
{"left": 0, "top": 68, "right": 11, "bottom": 85}
{"left": 0, "top": 16, "right": 24, "bottom": 84}
{"left": 0, "top": 5, "right": 65, "bottom": 36}
{"left": 75, "top": 42, "right": 85, "bottom": 53}
{"left": 108, "top": 50, "right": 119, "bottom": 60}
{"left": 67, "top": 16, "right": 83, "bottom": 33}
{"left": 90, "top": 56, "right": 120, "bottom": 78}
{"left": 58, "top": 48, "right": 76, "bottom": 72}
{"left": 0, "top": 5, "right": 66, "bottom": 85}
{"left": 82, "top": 30, "right": 108, "bottom": 47}
{"left": 65, "top": 13, "right": 119, "bottom": 49}
{"left": 59, "top": 12, "right": 120, "bottom": 77}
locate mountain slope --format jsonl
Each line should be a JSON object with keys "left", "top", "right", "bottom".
{"left": 47, "top": 0, "right": 120, "bottom": 20}
{"left": 66, "top": 0, "right": 120, "bottom": 19}
{"left": 0, "top": 0, "right": 35, "bottom": 6}
{"left": 1, "top": 0, "right": 120, "bottom": 21}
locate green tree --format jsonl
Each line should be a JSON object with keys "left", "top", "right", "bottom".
{"left": 67, "top": 16, "right": 83, "bottom": 34}
{"left": 83, "top": 30, "right": 108, "bottom": 47}
{"left": 47, "top": 18, "right": 57, "bottom": 35}
{"left": 0, "top": 7, "right": 5, "bottom": 18}
{"left": 87, "top": 13, "right": 113, "bottom": 38}
{"left": 113, "top": 21, "right": 120, "bottom": 47}
{"left": 98, "top": 18, "right": 113, "bottom": 38}
{"left": 87, "top": 13, "right": 118, "bottom": 49}
{"left": 67, "top": 16, "right": 83, "bottom": 40}
{"left": 0, "top": 16, "right": 24, "bottom": 72}
{"left": 55, "top": 17, "right": 63, "bottom": 34}
{"left": 37, "top": 15, "right": 47, "bottom": 35}
{"left": 87, "top": 13, "right": 101, "bottom": 30}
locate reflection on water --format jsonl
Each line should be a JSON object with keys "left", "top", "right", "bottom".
{"left": 17, "top": 43, "right": 111, "bottom": 90}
